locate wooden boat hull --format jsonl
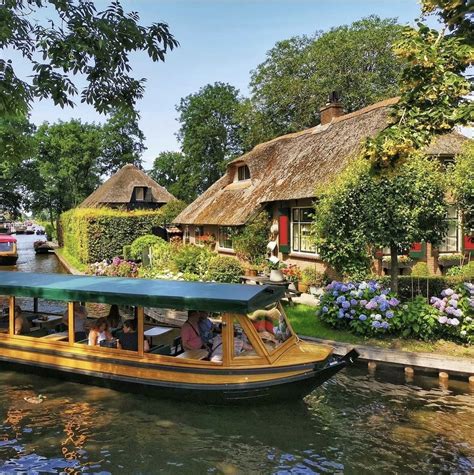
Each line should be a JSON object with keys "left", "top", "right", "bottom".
{"left": 0, "top": 255, "right": 18, "bottom": 265}
{"left": 0, "top": 339, "right": 355, "bottom": 404}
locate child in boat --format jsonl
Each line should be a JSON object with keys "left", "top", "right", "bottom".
{"left": 14, "top": 305, "right": 31, "bottom": 335}
{"left": 181, "top": 311, "right": 205, "bottom": 350}
{"left": 117, "top": 319, "right": 150, "bottom": 352}
{"left": 106, "top": 304, "right": 122, "bottom": 331}
{"left": 88, "top": 317, "right": 113, "bottom": 346}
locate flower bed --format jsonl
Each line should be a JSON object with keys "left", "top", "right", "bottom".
{"left": 89, "top": 257, "right": 139, "bottom": 278}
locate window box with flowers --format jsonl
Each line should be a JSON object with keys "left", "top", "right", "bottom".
{"left": 438, "top": 253, "right": 465, "bottom": 268}
{"left": 382, "top": 255, "right": 414, "bottom": 269}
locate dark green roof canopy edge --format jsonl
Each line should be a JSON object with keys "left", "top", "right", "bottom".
{"left": 0, "top": 272, "right": 285, "bottom": 314}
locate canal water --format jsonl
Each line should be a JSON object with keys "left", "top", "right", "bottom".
{"left": 0, "top": 236, "right": 473, "bottom": 474}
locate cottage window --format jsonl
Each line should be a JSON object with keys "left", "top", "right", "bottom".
{"left": 218, "top": 227, "right": 233, "bottom": 250}
{"left": 237, "top": 165, "right": 250, "bottom": 181}
{"left": 194, "top": 226, "right": 203, "bottom": 242}
{"left": 183, "top": 226, "right": 190, "bottom": 244}
{"left": 439, "top": 205, "right": 460, "bottom": 253}
{"left": 291, "top": 208, "right": 316, "bottom": 254}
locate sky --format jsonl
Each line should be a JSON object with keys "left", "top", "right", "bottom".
{"left": 20, "top": 0, "right": 429, "bottom": 168}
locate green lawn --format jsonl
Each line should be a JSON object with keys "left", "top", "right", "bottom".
{"left": 285, "top": 303, "right": 474, "bottom": 359}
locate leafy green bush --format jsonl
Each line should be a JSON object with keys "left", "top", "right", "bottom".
{"left": 149, "top": 240, "right": 173, "bottom": 271}
{"left": 130, "top": 235, "right": 166, "bottom": 260}
{"left": 45, "top": 223, "right": 56, "bottom": 241}
{"left": 301, "top": 267, "right": 325, "bottom": 286}
{"left": 232, "top": 211, "right": 270, "bottom": 264}
{"left": 411, "top": 262, "right": 430, "bottom": 277}
{"left": 206, "top": 255, "right": 243, "bottom": 283}
{"left": 173, "top": 245, "right": 212, "bottom": 277}
{"left": 60, "top": 201, "right": 185, "bottom": 264}
{"left": 122, "top": 244, "right": 132, "bottom": 261}
{"left": 446, "top": 261, "right": 474, "bottom": 279}
{"left": 392, "top": 296, "right": 439, "bottom": 340}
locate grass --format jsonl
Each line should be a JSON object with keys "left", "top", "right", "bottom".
{"left": 55, "top": 247, "right": 88, "bottom": 273}
{"left": 285, "top": 303, "right": 474, "bottom": 359}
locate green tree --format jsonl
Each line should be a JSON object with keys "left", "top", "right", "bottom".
{"left": 249, "top": 16, "right": 403, "bottom": 138}
{"left": 1, "top": 0, "right": 178, "bottom": 117}
{"left": 101, "top": 109, "right": 146, "bottom": 174}
{"left": 149, "top": 151, "right": 197, "bottom": 203}
{"left": 28, "top": 120, "right": 103, "bottom": 225}
{"left": 314, "top": 6, "right": 472, "bottom": 292}
{"left": 176, "top": 82, "right": 243, "bottom": 197}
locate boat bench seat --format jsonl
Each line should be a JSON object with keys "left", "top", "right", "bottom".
{"left": 149, "top": 344, "right": 172, "bottom": 355}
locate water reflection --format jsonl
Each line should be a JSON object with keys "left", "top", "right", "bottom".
{"left": 0, "top": 367, "right": 472, "bottom": 474}
{"left": 1, "top": 234, "right": 66, "bottom": 274}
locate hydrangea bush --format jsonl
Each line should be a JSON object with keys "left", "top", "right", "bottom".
{"left": 430, "top": 282, "right": 474, "bottom": 343}
{"left": 317, "top": 281, "right": 400, "bottom": 336}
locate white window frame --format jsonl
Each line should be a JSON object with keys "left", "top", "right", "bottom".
{"left": 235, "top": 165, "right": 250, "bottom": 182}
{"left": 290, "top": 207, "right": 317, "bottom": 255}
{"left": 218, "top": 226, "right": 233, "bottom": 250}
{"left": 439, "top": 205, "right": 461, "bottom": 253}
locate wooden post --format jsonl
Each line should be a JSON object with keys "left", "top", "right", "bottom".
{"left": 137, "top": 306, "right": 144, "bottom": 357}
{"left": 222, "top": 314, "right": 233, "bottom": 366}
{"left": 33, "top": 297, "right": 39, "bottom": 313}
{"left": 8, "top": 296, "right": 15, "bottom": 336}
{"left": 68, "top": 301, "right": 75, "bottom": 345}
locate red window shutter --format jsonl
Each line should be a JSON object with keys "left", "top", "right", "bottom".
{"left": 409, "top": 242, "right": 426, "bottom": 259}
{"left": 463, "top": 234, "right": 474, "bottom": 252}
{"left": 278, "top": 209, "right": 290, "bottom": 254}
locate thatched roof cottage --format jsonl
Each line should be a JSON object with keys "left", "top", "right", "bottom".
{"left": 175, "top": 97, "right": 470, "bottom": 275}
{"left": 79, "top": 164, "right": 175, "bottom": 210}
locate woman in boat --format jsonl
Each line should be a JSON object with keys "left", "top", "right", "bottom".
{"left": 117, "top": 319, "right": 150, "bottom": 352}
{"left": 14, "top": 305, "right": 31, "bottom": 335}
{"left": 180, "top": 311, "right": 205, "bottom": 350}
{"left": 106, "top": 304, "right": 122, "bottom": 332}
{"left": 88, "top": 317, "right": 112, "bottom": 346}
{"left": 62, "top": 302, "right": 88, "bottom": 340}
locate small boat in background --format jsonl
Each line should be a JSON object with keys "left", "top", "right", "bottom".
{"left": 0, "top": 236, "right": 18, "bottom": 265}
{"left": 14, "top": 223, "right": 26, "bottom": 235}
{"left": 25, "top": 225, "right": 35, "bottom": 235}
{"left": 34, "top": 240, "right": 58, "bottom": 254}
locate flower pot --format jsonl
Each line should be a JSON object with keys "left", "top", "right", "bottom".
{"left": 298, "top": 282, "right": 309, "bottom": 293}
{"left": 269, "top": 269, "right": 284, "bottom": 282}
{"left": 248, "top": 269, "right": 258, "bottom": 277}
{"left": 438, "top": 259, "right": 462, "bottom": 267}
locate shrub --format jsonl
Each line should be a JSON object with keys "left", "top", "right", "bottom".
{"left": 88, "top": 257, "right": 139, "bottom": 277}
{"left": 446, "top": 261, "right": 474, "bottom": 279}
{"left": 60, "top": 201, "right": 185, "bottom": 264}
{"left": 45, "top": 223, "right": 56, "bottom": 241}
{"left": 206, "top": 255, "right": 243, "bottom": 283}
{"left": 130, "top": 235, "right": 166, "bottom": 260}
{"left": 438, "top": 253, "right": 464, "bottom": 263}
{"left": 173, "top": 244, "right": 212, "bottom": 277}
{"left": 302, "top": 267, "right": 325, "bottom": 287}
{"left": 392, "top": 296, "right": 439, "bottom": 340}
{"left": 317, "top": 281, "right": 400, "bottom": 337}
{"left": 149, "top": 240, "right": 173, "bottom": 271}
{"left": 430, "top": 282, "right": 474, "bottom": 344}
{"left": 411, "top": 262, "right": 430, "bottom": 277}
{"left": 232, "top": 211, "right": 270, "bottom": 265}
{"left": 122, "top": 244, "right": 132, "bottom": 261}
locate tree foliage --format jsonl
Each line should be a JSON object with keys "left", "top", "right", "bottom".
{"left": 100, "top": 109, "right": 146, "bottom": 173}
{"left": 149, "top": 151, "right": 196, "bottom": 203}
{"left": 249, "top": 16, "right": 403, "bottom": 139}
{"left": 1, "top": 0, "right": 178, "bottom": 117}
{"left": 450, "top": 142, "right": 474, "bottom": 232}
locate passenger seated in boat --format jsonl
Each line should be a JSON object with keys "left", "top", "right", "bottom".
{"left": 88, "top": 317, "right": 112, "bottom": 346}
{"left": 14, "top": 305, "right": 31, "bottom": 335}
{"left": 209, "top": 325, "right": 252, "bottom": 362}
{"left": 62, "top": 302, "right": 88, "bottom": 340}
{"left": 106, "top": 304, "right": 122, "bottom": 331}
{"left": 181, "top": 311, "right": 205, "bottom": 350}
{"left": 117, "top": 319, "right": 150, "bottom": 352}
{"left": 198, "top": 313, "right": 214, "bottom": 348}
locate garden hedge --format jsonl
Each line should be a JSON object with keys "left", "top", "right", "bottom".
{"left": 60, "top": 201, "right": 186, "bottom": 264}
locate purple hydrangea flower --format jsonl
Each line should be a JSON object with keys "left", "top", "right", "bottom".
{"left": 372, "top": 321, "right": 381, "bottom": 328}
{"left": 359, "top": 314, "right": 367, "bottom": 321}
{"left": 438, "top": 316, "right": 448, "bottom": 324}
{"left": 386, "top": 310, "right": 394, "bottom": 318}
{"left": 388, "top": 297, "right": 399, "bottom": 307}
{"left": 342, "top": 301, "right": 351, "bottom": 310}
{"left": 322, "top": 306, "right": 329, "bottom": 313}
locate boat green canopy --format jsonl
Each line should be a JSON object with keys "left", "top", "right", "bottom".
{"left": 0, "top": 271, "right": 285, "bottom": 313}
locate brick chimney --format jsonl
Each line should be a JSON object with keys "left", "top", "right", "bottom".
{"left": 320, "top": 91, "right": 344, "bottom": 125}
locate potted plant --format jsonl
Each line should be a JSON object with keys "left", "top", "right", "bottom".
{"left": 267, "top": 259, "right": 286, "bottom": 282}
{"left": 438, "top": 253, "right": 465, "bottom": 268}
{"left": 301, "top": 267, "right": 325, "bottom": 295}
{"left": 282, "top": 264, "right": 302, "bottom": 289}
{"left": 382, "top": 255, "right": 413, "bottom": 269}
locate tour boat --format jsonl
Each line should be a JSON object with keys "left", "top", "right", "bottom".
{"left": 0, "top": 236, "right": 18, "bottom": 265}
{"left": 0, "top": 271, "right": 358, "bottom": 403}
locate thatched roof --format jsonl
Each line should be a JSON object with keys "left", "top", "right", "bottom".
{"left": 175, "top": 98, "right": 470, "bottom": 226}
{"left": 79, "top": 164, "right": 175, "bottom": 208}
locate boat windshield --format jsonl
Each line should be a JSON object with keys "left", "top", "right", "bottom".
{"left": 248, "top": 306, "right": 293, "bottom": 353}
{"left": 0, "top": 242, "right": 13, "bottom": 252}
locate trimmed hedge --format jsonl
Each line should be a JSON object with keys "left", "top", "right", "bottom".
{"left": 61, "top": 201, "right": 186, "bottom": 264}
